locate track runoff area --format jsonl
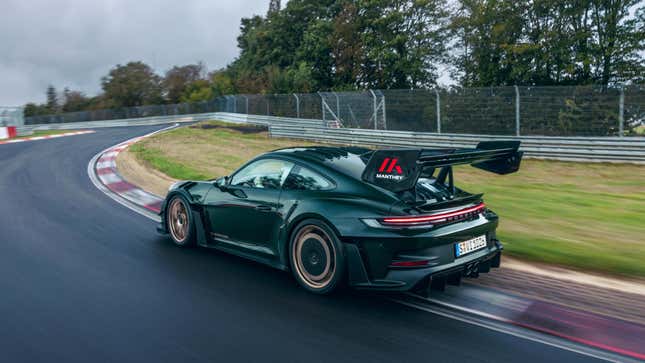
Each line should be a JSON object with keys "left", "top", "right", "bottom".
{"left": 85, "top": 124, "right": 644, "bottom": 363}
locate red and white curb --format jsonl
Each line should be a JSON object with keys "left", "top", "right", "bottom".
{"left": 0, "top": 130, "right": 95, "bottom": 145}
{"left": 88, "top": 125, "right": 177, "bottom": 222}
{"left": 0, "top": 126, "right": 18, "bottom": 139}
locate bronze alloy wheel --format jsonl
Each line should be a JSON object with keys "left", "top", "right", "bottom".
{"left": 292, "top": 225, "right": 337, "bottom": 289}
{"left": 168, "top": 197, "right": 189, "bottom": 244}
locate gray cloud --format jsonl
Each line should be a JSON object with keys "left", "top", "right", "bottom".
{"left": 0, "top": 0, "right": 268, "bottom": 105}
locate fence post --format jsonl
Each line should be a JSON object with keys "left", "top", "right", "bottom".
{"left": 434, "top": 89, "right": 441, "bottom": 133}
{"left": 514, "top": 85, "right": 520, "bottom": 136}
{"left": 332, "top": 91, "right": 340, "bottom": 120}
{"left": 266, "top": 97, "right": 270, "bottom": 116}
{"left": 293, "top": 93, "right": 300, "bottom": 118}
{"left": 243, "top": 96, "right": 249, "bottom": 114}
{"left": 381, "top": 93, "right": 387, "bottom": 130}
{"left": 619, "top": 85, "right": 625, "bottom": 137}
{"left": 317, "top": 92, "right": 325, "bottom": 123}
{"left": 369, "top": 89, "right": 377, "bottom": 129}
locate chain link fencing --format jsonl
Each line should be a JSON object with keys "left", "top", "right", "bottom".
{"left": 24, "top": 85, "right": 644, "bottom": 137}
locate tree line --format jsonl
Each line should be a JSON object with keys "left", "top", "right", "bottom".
{"left": 25, "top": 0, "right": 643, "bottom": 117}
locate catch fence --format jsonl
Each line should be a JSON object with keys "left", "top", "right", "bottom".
{"left": 24, "top": 85, "right": 644, "bottom": 137}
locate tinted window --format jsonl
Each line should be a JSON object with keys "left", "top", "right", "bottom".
{"left": 283, "top": 166, "right": 333, "bottom": 191}
{"left": 230, "top": 159, "right": 294, "bottom": 189}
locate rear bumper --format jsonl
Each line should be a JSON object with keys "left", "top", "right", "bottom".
{"left": 345, "top": 239, "right": 503, "bottom": 292}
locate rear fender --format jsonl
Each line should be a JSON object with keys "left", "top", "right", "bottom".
{"left": 278, "top": 197, "right": 392, "bottom": 268}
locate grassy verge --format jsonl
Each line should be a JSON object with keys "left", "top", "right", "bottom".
{"left": 131, "top": 121, "right": 645, "bottom": 277}
{"left": 454, "top": 161, "right": 644, "bottom": 277}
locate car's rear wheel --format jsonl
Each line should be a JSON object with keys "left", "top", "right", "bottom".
{"left": 289, "top": 219, "right": 345, "bottom": 294}
{"left": 167, "top": 195, "right": 195, "bottom": 247}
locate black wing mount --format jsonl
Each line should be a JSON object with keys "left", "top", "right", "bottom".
{"left": 361, "top": 141, "right": 523, "bottom": 193}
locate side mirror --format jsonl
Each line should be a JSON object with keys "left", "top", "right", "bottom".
{"left": 214, "top": 176, "right": 230, "bottom": 191}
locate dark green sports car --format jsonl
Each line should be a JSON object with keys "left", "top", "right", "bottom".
{"left": 158, "top": 141, "right": 522, "bottom": 294}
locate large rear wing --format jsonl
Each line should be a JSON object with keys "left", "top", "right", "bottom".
{"left": 361, "top": 141, "right": 523, "bottom": 192}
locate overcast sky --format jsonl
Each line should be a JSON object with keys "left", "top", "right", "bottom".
{"left": 0, "top": 0, "right": 269, "bottom": 106}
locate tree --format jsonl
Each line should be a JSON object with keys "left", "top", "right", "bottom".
{"left": 101, "top": 61, "right": 163, "bottom": 107}
{"left": 359, "top": 0, "right": 450, "bottom": 89}
{"left": 451, "top": 0, "right": 528, "bottom": 86}
{"left": 163, "top": 63, "right": 205, "bottom": 103}
{"left": 23, "top": 103, "right": 49, "bottom": 117}
{"left": 210, "top": 70, "right": 236, "bottom": 96}
{"left": 452, "top": 0, "right": 644, "bottom": 86}
{"left": 590, "top": 0, "right": 644, "bottom": 85}
{"left": 62, "top": 88, "right": 90, "bottom": 112}
{"left": 46, "top": 85, "right": 59, "bottom": 113}
{"left": 181, "top": 80, "right": 214, "bottom": 103}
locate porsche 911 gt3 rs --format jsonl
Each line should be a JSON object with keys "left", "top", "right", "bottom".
{"left": 158, "top": 141, "right": 523, "bottom": 294}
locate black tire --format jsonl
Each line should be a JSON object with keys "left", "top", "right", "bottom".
{"left": 166, "top": 195, "right": 196, "bottom": 247}
{"left": 289, "top": 219, "right": 345, "bottom": 294}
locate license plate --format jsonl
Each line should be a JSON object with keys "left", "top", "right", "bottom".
{"left": 455, "top": 235, "right": 487, "bottom": 257}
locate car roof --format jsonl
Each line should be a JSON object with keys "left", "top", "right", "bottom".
{"left": 267, "top": 146, "right": 373, "bottom": 180}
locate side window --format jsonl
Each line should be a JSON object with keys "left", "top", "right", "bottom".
{"left": 283, "top": 166, "right": 333, "bottom": 191}
{"left": 230, "top": 159, "right": 294, "bottom": 189}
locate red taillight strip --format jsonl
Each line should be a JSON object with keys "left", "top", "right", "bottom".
{"left": 390, "top": 260, "right": 430, "bottom": 267}
{"left": 381, "top": 202, "right": 486, "bottom": 225}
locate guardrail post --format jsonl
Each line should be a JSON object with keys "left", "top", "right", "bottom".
{"left": 434, "top": 89, "right": 441, "bottom": 133}
{"left": 293, "top": 93, "right": 300, "bottom": 118}
{"left": 369, "top": 89, "right": 377, "bottom": 130}
{"left": 514, "top": 85, "right": 520, "bottom": 136}
{"left": 619, "top": 85, "right": 625, "bottom": 137}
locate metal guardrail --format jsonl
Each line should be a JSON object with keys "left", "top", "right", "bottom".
{"left": 18, "top": 112, "right": 644, "bottom": 163}
{"left": 17, "top": 112, "right": 326, "bottom": 135}
{"left": 16, "top": 112, "right": 224, "bottom": 135}
{"left": 213, "top": 113, "right": 326, "bottom": 128}
{"left": 266, "top": 124, "right": 645, "bottom": 163}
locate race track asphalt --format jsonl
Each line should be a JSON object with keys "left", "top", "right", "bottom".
{"left": 0, "top": 125, "right": 601, "bottom": 363}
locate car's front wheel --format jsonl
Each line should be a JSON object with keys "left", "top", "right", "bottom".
{"left": 166, "top": 195, "right": 195, "bottom": 247}
{"left": 289, "top": 219, "right": 345, "bottom": 294}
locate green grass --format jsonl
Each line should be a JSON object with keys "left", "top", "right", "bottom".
{"left": 129, "top": 143, "right": 211, "bottom": 180}
{"left": 456, "top": 167, "right": 645, "bottom": 277}
{"left": 133, "top": 121, "right": 645, "bottom": 277}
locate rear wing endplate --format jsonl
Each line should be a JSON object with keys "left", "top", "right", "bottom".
{"left": 361, "top": 141, "right": 523, "bottom": 192}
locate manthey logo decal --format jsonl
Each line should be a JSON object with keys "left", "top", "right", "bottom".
{"left": 376, "top": 157, "right": 404, "bottom": 181}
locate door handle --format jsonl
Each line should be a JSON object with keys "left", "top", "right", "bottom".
{"left": 255, "top": 205, "right": 273, "bottom": 212}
